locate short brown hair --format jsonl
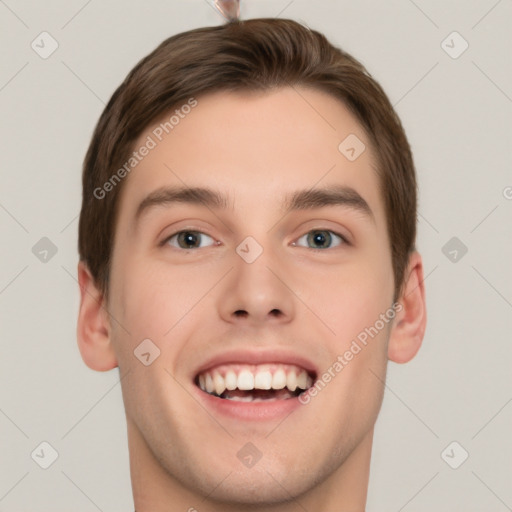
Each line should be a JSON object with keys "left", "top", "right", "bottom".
{"left": 78, "top": 18, "right": 417, "bottom": 302}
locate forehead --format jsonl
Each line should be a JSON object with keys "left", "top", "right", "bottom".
{"left": 115, "top": 86, "right": 385, "bottom": 230}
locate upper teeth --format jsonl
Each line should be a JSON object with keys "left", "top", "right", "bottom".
{"left": 197, "top": 364, "right": 313, "bottom": 395}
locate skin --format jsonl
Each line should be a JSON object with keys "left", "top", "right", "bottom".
{"left": 77, "top": 86, "right": 427, "bottom": 511}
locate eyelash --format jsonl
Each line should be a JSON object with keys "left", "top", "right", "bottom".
{"left": 160, "top": 228, "right": 350, "bottom": 251}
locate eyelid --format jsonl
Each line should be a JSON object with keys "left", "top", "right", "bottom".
{"left": 159, "top": 227, "right": 218, "bottom": 248}
{"left": 293, "top": 228, "right": 350, "bottom": 249}
{"left": 160, "top": 227, "right": 350, "bottom": 251}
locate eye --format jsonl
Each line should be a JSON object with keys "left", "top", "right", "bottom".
{"left": 162, "top": 230, "right": 217, "bottom": 250}
{"left": 293, "top": 229, "right": 348, "bottom": 250}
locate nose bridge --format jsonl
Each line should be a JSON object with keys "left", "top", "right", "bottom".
{"left": 217, "top": 234, "right": 295, "bottom": 324}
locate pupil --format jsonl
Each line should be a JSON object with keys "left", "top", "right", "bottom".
{"left": 310, "top": 230, "right": 330, "bottom": 248}
{"left": 180, "top": 231, "right": 199, "bottom": 248}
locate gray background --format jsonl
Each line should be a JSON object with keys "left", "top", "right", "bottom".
{"left": 1, "top": 0, "right": 511, "bottom": 510}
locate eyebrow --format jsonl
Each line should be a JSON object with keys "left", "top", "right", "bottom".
{"left": 134, "top": 184, "right": 374, "bottom": 224}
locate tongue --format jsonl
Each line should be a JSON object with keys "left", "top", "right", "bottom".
{"left": 221, "top": 388, "right": 296, "bottom": 400}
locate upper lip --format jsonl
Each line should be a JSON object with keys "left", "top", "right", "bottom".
{"left": 192, "top": 348, "right": 319, "bottom": 380}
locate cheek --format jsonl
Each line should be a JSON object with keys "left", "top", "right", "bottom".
{"left": 112, "top": 257, "right": 213, "bottom": 340}
{"left": 300, "top": 257, "right": 393, "bottom": 340}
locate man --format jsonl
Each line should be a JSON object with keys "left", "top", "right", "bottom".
{"left": 77, "top": 18, "right": 426, "bottom": 511}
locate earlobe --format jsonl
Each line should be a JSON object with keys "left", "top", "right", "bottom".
{"left": 387, "top": 251, "right": 427, "bottom": 364}
{"left": 76, "top": 261, "right": 118, "bottom": 371}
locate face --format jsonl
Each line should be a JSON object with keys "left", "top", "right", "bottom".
{"left": 107, "top": 87, "right": 396, "bottom": 504}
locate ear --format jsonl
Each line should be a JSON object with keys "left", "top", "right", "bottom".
{"left": 388, "top": 251, "right": 427, "bottom": 364}
{"left": 76, "top": 261, "right": 118, "bottom": 371}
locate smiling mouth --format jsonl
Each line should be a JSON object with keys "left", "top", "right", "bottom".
{"left": 195, "top": 363, "right": 316, "bottom": 402}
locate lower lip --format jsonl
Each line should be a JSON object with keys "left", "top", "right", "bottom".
{"left": 194, "top": 386, "right": 306, "bottom": 421}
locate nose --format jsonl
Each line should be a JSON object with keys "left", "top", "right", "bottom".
{"left": 217, "top": 241, "right": 296, "bottom": 327}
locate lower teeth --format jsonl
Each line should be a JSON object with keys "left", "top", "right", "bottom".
{"left": 223, "top": 395, "right": 290, "bottom": 402}
{"left": 214, "top": 388, "right": 303, "bottom": 402}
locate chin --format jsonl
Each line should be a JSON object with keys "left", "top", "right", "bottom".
{"left": 198, "top": 469, "right": 312, "bottom": 506}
